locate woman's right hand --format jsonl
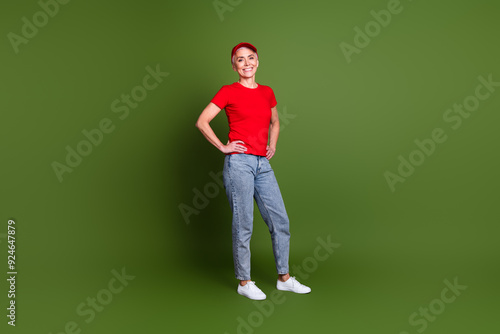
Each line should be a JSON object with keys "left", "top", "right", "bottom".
{"left": 220, "top": 140, "right": 247, "bottom": 154}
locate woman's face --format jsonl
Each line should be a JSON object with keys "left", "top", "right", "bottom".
{"left": 232, "top": 48, "right": 259, "bottom": 78}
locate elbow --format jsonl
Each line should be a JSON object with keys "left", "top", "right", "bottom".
{"left": 195, "top": 119, "right": 206, "bottom": 131}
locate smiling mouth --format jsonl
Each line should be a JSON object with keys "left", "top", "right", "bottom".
{"left": 243, "top": 67, "right": 253, "bottom": 72}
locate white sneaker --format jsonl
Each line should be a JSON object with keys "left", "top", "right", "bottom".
{"left": 277, "top": 276, "right": 311, "bottom": 294}
{"left": 237, "top": 281, "right": 266, "bottom": 300}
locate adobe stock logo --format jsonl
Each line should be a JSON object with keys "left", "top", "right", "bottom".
{"left": 213, "top": 0, "right": 243, "bottom": 22}
{"left": 398, "top": 277, "right": 467, "bottom": 334}
{"left": 51, "top": 64, "right": 169, "bottom": 182}
{"left": 7, "top": 0, "right": 72, "bottom": 54}
{"left": 339, "top": 0, "right": 418, "bottom": 64}
{"left": 48, "top": 267, "right": 135, "bottom": 334}
{"left": 384, "top": 74, "right": 498, "bottom": 192}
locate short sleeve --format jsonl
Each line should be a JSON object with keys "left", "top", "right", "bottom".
{"left": 210, "top": 86, "right": 229, "bottom": 109}
{"left": 269, "top": 87, "right": 277, "bottom": 108}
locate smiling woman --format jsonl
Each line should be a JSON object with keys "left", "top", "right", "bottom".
{"left": 195, "top": 42, "right": 311, "bottom": 300}
{"left": 232, "top": 46, "right": 259, "bottom": 80}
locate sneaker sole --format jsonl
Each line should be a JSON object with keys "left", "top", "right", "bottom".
{"left": 276, "top": 286, "right": 311, "bottom": 294}
{"left": 237, "top": 291, "right": 267, "bottom": 300}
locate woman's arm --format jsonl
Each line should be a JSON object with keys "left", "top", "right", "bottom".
{"left": 195, "top": 102, "right": 247, "bottom": 154}
{"left": 267, "top": 106, "right": 280, "bottom": 160}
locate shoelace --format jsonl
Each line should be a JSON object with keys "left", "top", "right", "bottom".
{"left": 246, "top": 281, "right": 257, "bottom": 288}
{"left": 289, "top": 277, "right": 304, "bottom": 287}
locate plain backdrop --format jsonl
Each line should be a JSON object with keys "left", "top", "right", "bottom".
{"left": 1, "top": 0, "right": 499, "bottom": 333}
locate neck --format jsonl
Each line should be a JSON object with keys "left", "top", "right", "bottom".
{"left": 238, "top": 77, "right": 257, "bottom": 88}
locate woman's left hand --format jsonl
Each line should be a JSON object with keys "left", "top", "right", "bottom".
{"left": 266, "top": 145, "right": 276, "bottom": 160}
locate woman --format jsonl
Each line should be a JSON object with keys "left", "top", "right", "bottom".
{"left": 195, "top": 42, "right": 311, "bottom": 300}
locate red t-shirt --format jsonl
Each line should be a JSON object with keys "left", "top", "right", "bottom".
{"left": 211, "top": 82, "right": 277, "bottom": 156}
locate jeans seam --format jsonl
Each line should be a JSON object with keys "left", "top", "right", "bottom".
{"left": 254, "top": 187, "right": 281, "bottom": 270}
{"left": 227, "top": 157, "right": 248, "bottom": 280}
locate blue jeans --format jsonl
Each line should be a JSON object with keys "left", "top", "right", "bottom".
{"left": 223, "top": 153, "right": 290, "bottom": 280}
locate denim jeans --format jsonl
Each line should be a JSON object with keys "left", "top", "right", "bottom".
{"left": 223, "top": 153, "right": 290, "bottom": 280}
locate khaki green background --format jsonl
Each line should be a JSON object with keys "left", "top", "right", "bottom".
{"left": 1, "top": 0, "right": 499, "bottom": 333}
